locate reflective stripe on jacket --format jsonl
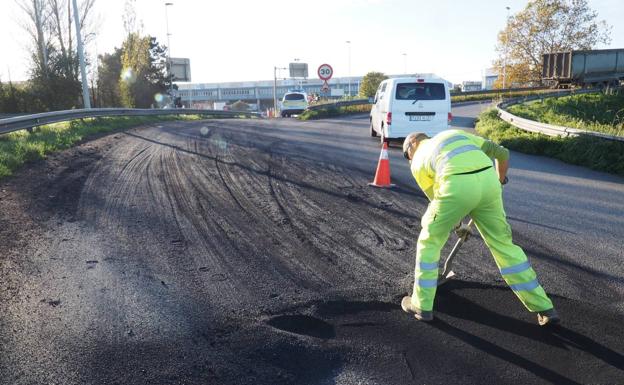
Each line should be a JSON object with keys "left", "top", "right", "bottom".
{"left": 410, "top": 130, "right": 506, "bottom": 200}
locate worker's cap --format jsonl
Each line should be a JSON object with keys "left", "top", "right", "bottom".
{"left": 403, "top": 132, "right": 430, "bottom": 160}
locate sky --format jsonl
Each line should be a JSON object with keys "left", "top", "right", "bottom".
{"left": 1, "top": 0, "right": 623, "bottom": 85}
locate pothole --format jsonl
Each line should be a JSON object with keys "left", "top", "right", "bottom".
{"left": 317, "top": 300, "right": 397, "bottom": 317}
{"left": 267, "top": 315, "right": 335, "bottom": 340}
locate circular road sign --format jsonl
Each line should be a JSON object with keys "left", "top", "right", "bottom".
{"left": 318, "top": 64, "right": 333, "bottom": 81}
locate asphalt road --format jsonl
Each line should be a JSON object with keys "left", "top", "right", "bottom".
{"left": 1, "top": 102, "right": 623, "bottom": 384}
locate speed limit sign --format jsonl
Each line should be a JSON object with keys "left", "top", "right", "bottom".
{"left": 317, "top": 64, "right": 333, "bottom": 81}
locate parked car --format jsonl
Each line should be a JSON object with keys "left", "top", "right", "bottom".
{"left": 370, "top": 77, "right": 452, "bottom": 140}
{"left": 281, "top": 91, "right": 308, "bottom": 117}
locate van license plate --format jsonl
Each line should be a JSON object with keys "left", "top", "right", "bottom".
{"left": 409, "top": 115, "right": 432, "bottom": 121}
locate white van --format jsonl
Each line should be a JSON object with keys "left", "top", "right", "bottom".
{"left": 370, "top": 77, "right": 452, "bottom": 140}
{"left": 281, "top": 91, "right": 308, "bottom": 117}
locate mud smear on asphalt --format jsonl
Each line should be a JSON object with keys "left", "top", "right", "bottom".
{"left": 1, "top": 119, "right": 623, "bottom": 384}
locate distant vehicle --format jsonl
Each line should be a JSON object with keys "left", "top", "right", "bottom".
{"left": 369, "top": 77, "right": 452, "bottom": 140}
{"left": 213, "top": 101, "right": 227, "bottom": 110}
{"left": 460, "top": 81, "right": 482, "bottom": 92}
{"left": 542, "top": 48, "right": 624, "bottom": 88}
{"left": 280, "top": 91, "right": 308, "bottom": 117}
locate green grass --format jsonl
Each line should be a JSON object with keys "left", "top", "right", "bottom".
{"left": 507, "top": 93, "right": 624, "bottom": 136}
{"left": 475, "top": 108, "right": 624, "bottom": 176}
{"left": 0, "top": 115, "right": 205, "bottom": 179}
{"left": 298, "top": 104, "right": 371, "bottom": 120}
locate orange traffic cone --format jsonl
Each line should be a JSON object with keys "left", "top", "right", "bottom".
{"left": 368, "top": 140, "right": 395, "bottom": 188}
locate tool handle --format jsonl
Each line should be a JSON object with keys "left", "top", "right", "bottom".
{"left": 440, "top": 218, "right": 474, "bottom": 279}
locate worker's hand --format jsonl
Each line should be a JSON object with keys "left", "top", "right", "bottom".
{"left": 454, "top": 223, "right": 471, "bottom": 238}
{"left": 500, "top": 176, "right": 509, "bottom": 185}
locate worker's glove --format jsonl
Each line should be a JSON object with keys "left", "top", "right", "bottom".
{"left": 454, "top": 223, "right": 471, "bottom": 238}
{"left": 501, "top": 176, "right": 509, "bottom": 185}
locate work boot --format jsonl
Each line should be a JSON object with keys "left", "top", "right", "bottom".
{"left": 401, "top": 296, "right": 433, "bottom": 322}
{"left": 537, "top": 308, "right": 560, "bottom": 326}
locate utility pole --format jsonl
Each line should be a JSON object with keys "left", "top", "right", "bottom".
{"left": 346, "top": 40, "right": 351, "bottom": 97}
{"left": 402, "top": 53, "right": 407, "bottom": 75}
{"left": 273, "top": 66, "right": 286, "bottom": 118}
{"left": 503, "top": 6, "right": 510, "bottom": 89}
{"left": 273, "top": 67, "right": 277, "bottom": 118}
{"left": 72, "top": 0, "right": 91, "bottom": 108}
{"left": 165, "top": 2, "right": 174, "bottom": 104}
{"left": 34, "top": 0, "right": 48, "bottom": 70}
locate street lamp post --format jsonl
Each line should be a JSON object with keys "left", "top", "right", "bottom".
{"left": 165, "top": 2, "right": 174, "bottom": 104}
{"left": 346, "top": 40, "right": 351, "bottom": 97}
{"left": 503, "top": 6, "right": 510, "bottom": 89}
{"left": 402, "top": 53, "right": 407, "bottom": 75}
{"left": 273, "top": 66, "right": 287, "bottom": 118}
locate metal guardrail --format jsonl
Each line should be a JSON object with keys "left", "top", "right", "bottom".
{"left": 450, "top": 86, "right": 548, "bottom": 96}
{"left": 496, "top": 89, "right": 624, "bottom": 142}
{"left": 0, "top": 108, "right": 260, "bottom": 136}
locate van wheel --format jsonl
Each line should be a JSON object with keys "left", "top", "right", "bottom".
{"left": 370, "top": 120, "right": 377, "bottom": 137}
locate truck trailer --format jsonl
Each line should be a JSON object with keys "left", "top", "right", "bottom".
{"left": 542, "top": 48, "right": 624, "bottom": 88}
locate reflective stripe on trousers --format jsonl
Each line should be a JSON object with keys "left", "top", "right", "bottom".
{"left": 412, "top": 168, "right": 554, "bottom": 313}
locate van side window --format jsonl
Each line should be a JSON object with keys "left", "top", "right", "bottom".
{"left": 379, "top": 83, "right": 387, "bottom": 99}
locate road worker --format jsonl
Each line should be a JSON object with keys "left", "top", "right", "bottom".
{"left": 401, "top": 130, "right": 559, "bottom": 326}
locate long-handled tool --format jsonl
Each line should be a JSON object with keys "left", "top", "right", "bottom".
{"left": 438, "top": 218, "right": 474, "bottom": 286}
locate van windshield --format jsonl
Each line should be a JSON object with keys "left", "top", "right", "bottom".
{"left": 284, "top": 93, "right": 305, "bottom": 101}
{"left": 395, "top": 83, "right": 445, "bottom": 100}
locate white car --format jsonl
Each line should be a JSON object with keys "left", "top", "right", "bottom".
{"left": 370, "top": 77, "right": 452, "bottom": 140}
{"left": 281, "top": 91, "right": 308, "bottom": 117}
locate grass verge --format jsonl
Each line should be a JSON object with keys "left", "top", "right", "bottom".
{"left": 475, "top": 109, "right": 624, "bottom": 176}
{"left": 507, "top": 92, "right": 624, "bottom": 136}
{"left": 0, "top": 115, "right": 205, "bottom": 179}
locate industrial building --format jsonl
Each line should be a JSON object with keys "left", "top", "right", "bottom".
{"left": 176, "top": 73, "right": 449, "bottom": 110}
{"left": 176, "top": 77, "right": 362, "bottom": 110}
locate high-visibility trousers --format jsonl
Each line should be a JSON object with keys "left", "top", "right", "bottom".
{"left": 411, "top": 167, "right": 554, "bottom": 312}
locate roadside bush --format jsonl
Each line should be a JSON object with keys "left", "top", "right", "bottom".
{"left": 298, "top": 104, "right": 370, "bottom": 120}
{"left": 476, "top": 109, "right": 624, "bottom": 176}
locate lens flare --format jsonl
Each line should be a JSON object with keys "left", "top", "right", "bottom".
{"left": 200, "top": 126, "right": 209, "bottom": 136}
{"left": 212, "top": 134, "right": 228, "bottom": 151}
{"left": 154, "top": 93, "right": 165, "bottom": 103}
{"left": 121, "top": 68, "right": 136, "bottom": 84}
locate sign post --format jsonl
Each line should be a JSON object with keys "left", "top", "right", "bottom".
{"left": 317, "top": 64, "right": 333, "bottom": 97}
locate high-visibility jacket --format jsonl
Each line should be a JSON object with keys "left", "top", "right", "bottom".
{"left": 410, "top": 130, "right": 509, "bottom": 200}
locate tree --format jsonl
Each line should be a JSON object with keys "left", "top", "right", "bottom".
{"left": 230, "top": 100, "right": 250, "bottom": 111}
{"left": 359, "top": 72, "right": 388, "bottom": 98}
{"left": 28, "top": 46, "right": 82, "bottom": 111}
{"left": 494, "top": 0, "right": 611, "bottom": 87}
{"left": 119, "top": 33, "right": 168, "bottom": 108}
{"left": 96, "top": 48, "right": 122, "bottom": 107}
{"left": 15, "top": 0, "right": 98, "bottom": 110}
